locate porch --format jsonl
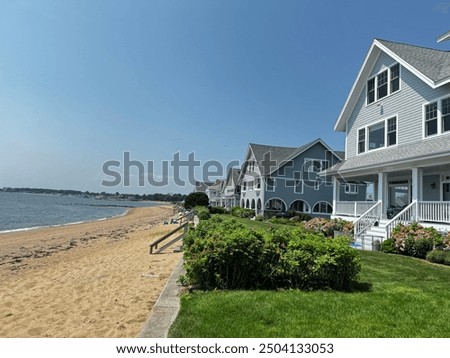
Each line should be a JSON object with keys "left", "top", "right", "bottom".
{"left": 331, "top": 165, "right": 450, "bottom": 249}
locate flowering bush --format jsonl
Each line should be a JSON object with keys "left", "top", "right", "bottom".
{"left": 303, "top": 218, "right": 354, "bottom": 237}
{"left": 390, "top": 223, "right": 440, "bottom": 259}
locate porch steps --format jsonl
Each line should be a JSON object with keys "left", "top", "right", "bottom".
{"left": 353, "top": 220, "right": 389, "bottom": 251}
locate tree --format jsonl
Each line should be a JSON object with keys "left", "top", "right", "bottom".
{"left": 184, "top": 192, "right": 209, "bottom": 209}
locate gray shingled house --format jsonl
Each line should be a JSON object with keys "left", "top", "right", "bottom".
{"left": 238, "top": 138, "right": 366, "bottom": 217}
{"left": 324, "top": 37, "right": 450, "bottom": 248}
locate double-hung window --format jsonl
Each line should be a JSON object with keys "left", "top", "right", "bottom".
{"left": 377, "top": 70, "right": 388, "bottom": 100}
{"left": 425, "top": 102, "right": 438, "bottom": 137}
{"left": 358, "top": 128, "right": 366, "bottom": 154}
{"left": 367, "top": 63, "right": 400, "bottom": 104}
{"left": 424, "top": 96, "right": 450, "bottom": 137}
{"left": 387, "top": 117, "right": 397, "bottom": 146}
{"left": 358, "top": 117, "right": 397, "bottom": 153}
{"left": 442, "top": 98, "right": 450, "bottom": 133}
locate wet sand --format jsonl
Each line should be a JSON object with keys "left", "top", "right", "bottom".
{"left": 0, "top": 205, "right": 183, "bottom": 337}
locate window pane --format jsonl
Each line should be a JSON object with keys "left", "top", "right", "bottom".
{"left": 425, "top": 102, "right": 438, "bottom": 136}
{"left": 358, "top": 128, "right": 366, "bottom": 154}
{"left": 390, "top": 64, "right": 400, "bottom": 93}
{"left": 387, "top": 117, "right": 397, "bottom": 146}
{"left": 442, "top": 98, "right": 450, "bottom": 133}
{"left": 368, "top": 122, "right": 385, "bottom": 150}
{"left": 367, "top": 78, "right": 375, "bottom": 104}
{"left": 377, "top": 71, "right": 388, "bottom": 99}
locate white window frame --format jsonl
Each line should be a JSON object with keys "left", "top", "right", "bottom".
{"left": 255, "top": 177, "right": 261, "bottom": 190}
{"left": 312, "top": 201, "right": 333, "bottom": 214}
{"left": 345, "top": 184, "right": 359, "bottom": 194}
{"left": 356, "top": 115, "right": 398, "bottom": 154}
{"left": 423, "top": 95, "right": 450, "bottom": 139}
{"left": 366, "top": 63, "right": 401, "bottom": 105}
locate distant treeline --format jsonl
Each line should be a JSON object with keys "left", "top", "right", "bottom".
{"left": 0, "top": 187, "right": 186, "bottom": 203}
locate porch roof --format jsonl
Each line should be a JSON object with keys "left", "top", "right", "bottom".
{"left": 323, "top": 135, "right": 450, "bottom": 177}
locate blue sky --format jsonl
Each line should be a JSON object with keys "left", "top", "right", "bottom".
{"left": 0, "top": 0, "right": 449, "bottom": 194}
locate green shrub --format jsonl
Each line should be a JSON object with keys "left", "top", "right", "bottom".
{"left": 194, "top": 206, "right": 210, "bottom": 220}
{"left": 182, "top": 219, "right": 271, "bottom": 289}
{"left": 426, "top": 249, "right": 450, "bottom": 266}
{"left": 268, "top": 217, "right": 297, "bottom": 226}
{"left": 182, "top": 219, "right": 361, "bottom": 291}
{"left": 391, "top": 223, "right": 439, "bottom": 259}
{"left": 208, "top": 206, "right": 227, "bottom": 215}
{"left": 381, "top": 238, "right": 396, "bottom": 253}
{"left": 231, "top": 206, "right": 255, "bottom": 219}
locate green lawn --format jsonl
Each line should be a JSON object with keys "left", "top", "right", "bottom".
{"left": 169, "top": 251, "right": 450, "bottom": 337}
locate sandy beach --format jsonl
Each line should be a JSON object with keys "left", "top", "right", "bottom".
{"left": 0, "top": 205, "right": 183, "bottom": 338}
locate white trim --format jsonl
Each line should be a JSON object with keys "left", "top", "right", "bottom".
{"left": 312, "top": 201, "right": 333, "bottom": 214}
{"left": 265, "top": 197, "right": 287, "bottom": 211}
{"left": 344, "top": 184, "right": 359, "bottom": 194}
{"left": 422, "top": 94, "right": 450, "bottom": 139}
{"left": 365, "top": 63, "right": 401, "bottom": 106}
{"left": 334, "top": 39, "right": 444, "bottom": 133}
{"left": 356, "top": 115, "right": 398, "bottom": 154}
{"left": 289, "top": 199, "right": 311, "bottom": 213}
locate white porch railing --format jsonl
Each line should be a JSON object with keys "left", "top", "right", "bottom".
{"left": 354, "top": 201, "right": 382, "bottom": 242}
{"left": 385, "top": 200, "right": 417, "bottom": 239}
{"left": 335, "top": 201, "right": 377, "bottom": 217}
{"left": 418, "top": 201, "right": 450, "bottom": 223}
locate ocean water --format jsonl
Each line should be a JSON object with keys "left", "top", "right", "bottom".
{"left": 0, "top": 192, "right": 161, "bottom": 233}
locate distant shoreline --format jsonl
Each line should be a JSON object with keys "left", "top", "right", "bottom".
{"left": 0, "top": 208, "right": 131, "bottom": 235}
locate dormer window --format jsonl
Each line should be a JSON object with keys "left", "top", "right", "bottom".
{"left": 367, "top": 63, "right": 400, "bottom": 105}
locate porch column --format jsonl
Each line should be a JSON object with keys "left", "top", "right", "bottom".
{"left": 378, "top": 172, "right": 388, "bottom": 218}
{"left": 411, "top": 167, "right": 422, "bottom": 202}
{"left": 332, "top": 176, "right": 340, "bottom": 215}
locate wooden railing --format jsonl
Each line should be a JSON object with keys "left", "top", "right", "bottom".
{"left": 149, "top": 212, "right": 194, "bottom": 254}
{"left": 335, "top": 201, "right": 377, "bottom": 217}
{"left": 385, "top": 200, "right": 417, "bottom": 239}
{"left": 353, "top": 201, "right": 382, "bottom": 242}
{"left": 418, "top": 201, "right": 450, "bottom": 223}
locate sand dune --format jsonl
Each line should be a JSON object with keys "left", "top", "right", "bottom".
{"left": 0, "top": 205, "right": 183, "bottom": 337}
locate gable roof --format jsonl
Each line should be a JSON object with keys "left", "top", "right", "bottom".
{"left": 334, "top": 39, "right": 450, "bottom": 132}
{"left": 241, "top": 138, "right": 341, "bottom": 178}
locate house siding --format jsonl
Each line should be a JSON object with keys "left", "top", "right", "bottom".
{"left": 264, "top": 142, "right": 342, "bottom": 215}
{"left": 346, "top": 51, "right": 450, "bottom": 159}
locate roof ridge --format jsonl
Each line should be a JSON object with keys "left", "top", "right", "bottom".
{"left": 375, "top": 38, "right": 450, "bottom": 54}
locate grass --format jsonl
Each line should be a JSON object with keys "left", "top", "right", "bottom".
{"left": 169, "top": 251, "right": 450, "bottom": 337}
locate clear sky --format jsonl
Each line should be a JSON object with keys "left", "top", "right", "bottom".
{"left": 0, "top": 0, "right": 449, "bottom": 194}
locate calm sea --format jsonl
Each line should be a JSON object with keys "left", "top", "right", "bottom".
{"left": 0, "top": 192, "right": 161, "bottom": 233}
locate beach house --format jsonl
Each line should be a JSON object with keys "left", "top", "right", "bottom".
{"left": 220, "top": 168, "right": 241, "bottom": 209}
{"left": 324, "top": 36, "right": 450, "bottom": 248}
{"left": 239, "top": 138, "right": 366, "bottom": 217}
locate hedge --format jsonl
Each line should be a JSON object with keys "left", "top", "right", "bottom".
{"left": 182, "top": 217, "right": 361, "bottom": 291}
